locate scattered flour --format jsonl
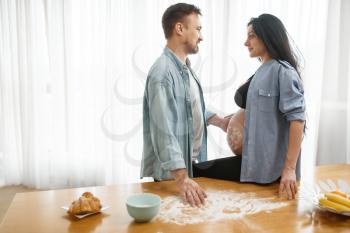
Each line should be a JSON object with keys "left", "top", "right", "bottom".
{"left": 156, "top": 190, "right": 288, "bottom": 225}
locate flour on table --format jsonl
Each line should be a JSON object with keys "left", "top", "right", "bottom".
{"left": 156, "top": 190, "right": 288, "bottom": 225}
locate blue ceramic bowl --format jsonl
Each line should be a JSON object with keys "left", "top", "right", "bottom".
{"left": 126, "top": 193, "right": 161, "bottom": 222}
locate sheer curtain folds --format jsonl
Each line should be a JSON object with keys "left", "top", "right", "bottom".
{"left": 0, "top": 0, "right": 335, "bottom": 189}
{"left": 316, "top": 0, "right": 350, "bottom": 165}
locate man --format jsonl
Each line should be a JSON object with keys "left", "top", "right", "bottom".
{"left": 141, "top": 3, "right": 228, "bottom": 206}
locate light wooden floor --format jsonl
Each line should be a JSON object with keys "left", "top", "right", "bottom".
{"left": 0, "top": 186, "right": 37, "bottom": 223}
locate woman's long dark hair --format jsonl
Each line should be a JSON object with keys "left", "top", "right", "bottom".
{"left": 248, "top": 14, "right": 303, "bottom": 77}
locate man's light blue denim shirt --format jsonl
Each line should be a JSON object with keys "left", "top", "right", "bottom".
{"left": 241, "top": 59, "right": 306, "bottom": 183}
{"left": 141, "top": 48, "right": 215, "bottom": 180}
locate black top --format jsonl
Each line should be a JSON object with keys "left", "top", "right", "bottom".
{"left": 234, "top": 75, "right": 254, "bottom": 109}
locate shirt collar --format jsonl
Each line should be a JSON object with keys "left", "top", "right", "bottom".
{"left": 163, "top": 47, "right": 191, "bottom": 72}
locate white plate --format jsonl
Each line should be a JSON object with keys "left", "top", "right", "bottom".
{"left": 62, "top": 205, "right": 110, "bottom": 219}
{"left": 317, "top": 204, "right": 350, "bottom": 217}
{"left": 299, "top": 180, "right": 350, "bottom": 217}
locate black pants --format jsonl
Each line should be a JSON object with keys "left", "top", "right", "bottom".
{"left": 192, "top": 156, "right": 242, "bottom": 182}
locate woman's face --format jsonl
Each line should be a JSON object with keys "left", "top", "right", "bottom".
{"left": 244, "top": 24, "right": 268, "bottom": 59}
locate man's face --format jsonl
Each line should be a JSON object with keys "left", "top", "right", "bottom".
{"left": 182, "top": 13, "right": 203, "bottom": 54}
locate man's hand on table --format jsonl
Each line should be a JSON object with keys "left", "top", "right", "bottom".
{"left": 171, "top": 169, "right": 207, "bottom": 206}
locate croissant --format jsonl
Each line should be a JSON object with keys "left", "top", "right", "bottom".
{"left": 68, "top": 192, "right": 102, "bottom": 215}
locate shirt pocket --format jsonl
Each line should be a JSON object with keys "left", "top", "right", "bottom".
{"left": 258, "top": 89, "right": 279, "bottom": 112}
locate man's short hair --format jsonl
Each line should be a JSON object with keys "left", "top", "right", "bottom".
{"left": 162, "top": 3, "right": 201, "bottom": 39}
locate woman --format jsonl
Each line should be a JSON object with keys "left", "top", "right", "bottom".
{"left": 193, "top": 14, "right": 305, "bottom": 200}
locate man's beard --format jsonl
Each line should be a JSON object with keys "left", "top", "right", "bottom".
{"left": 185, "top": 42, "right": 199, "bottom": 54}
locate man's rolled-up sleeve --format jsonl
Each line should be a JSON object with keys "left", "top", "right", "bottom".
{"left": 278, "top": 68, "right": 306, "bottom": 121}
{"left": 147, "top": 79, "right": 186, "bottom": 171}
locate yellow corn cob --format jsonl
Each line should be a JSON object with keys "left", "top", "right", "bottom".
{"left": 330, "top": 190, "right": 349, "bottom": 199}
{"left": 319, "top": 198, "right": 350, "bottom": 212}
{"left": 325, "top": 193, "right": 350, "bottom": 208}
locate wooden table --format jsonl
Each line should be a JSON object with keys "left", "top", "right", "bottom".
{"left": 0, "top": 164, "right": 349, "bottom": 233}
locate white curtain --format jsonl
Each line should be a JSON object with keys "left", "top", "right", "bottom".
{"left": 316, "top": 0, "right": 350, "bottom": 165}
{"left": 0, "top": 0, "right": 333, "bottom": 189}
